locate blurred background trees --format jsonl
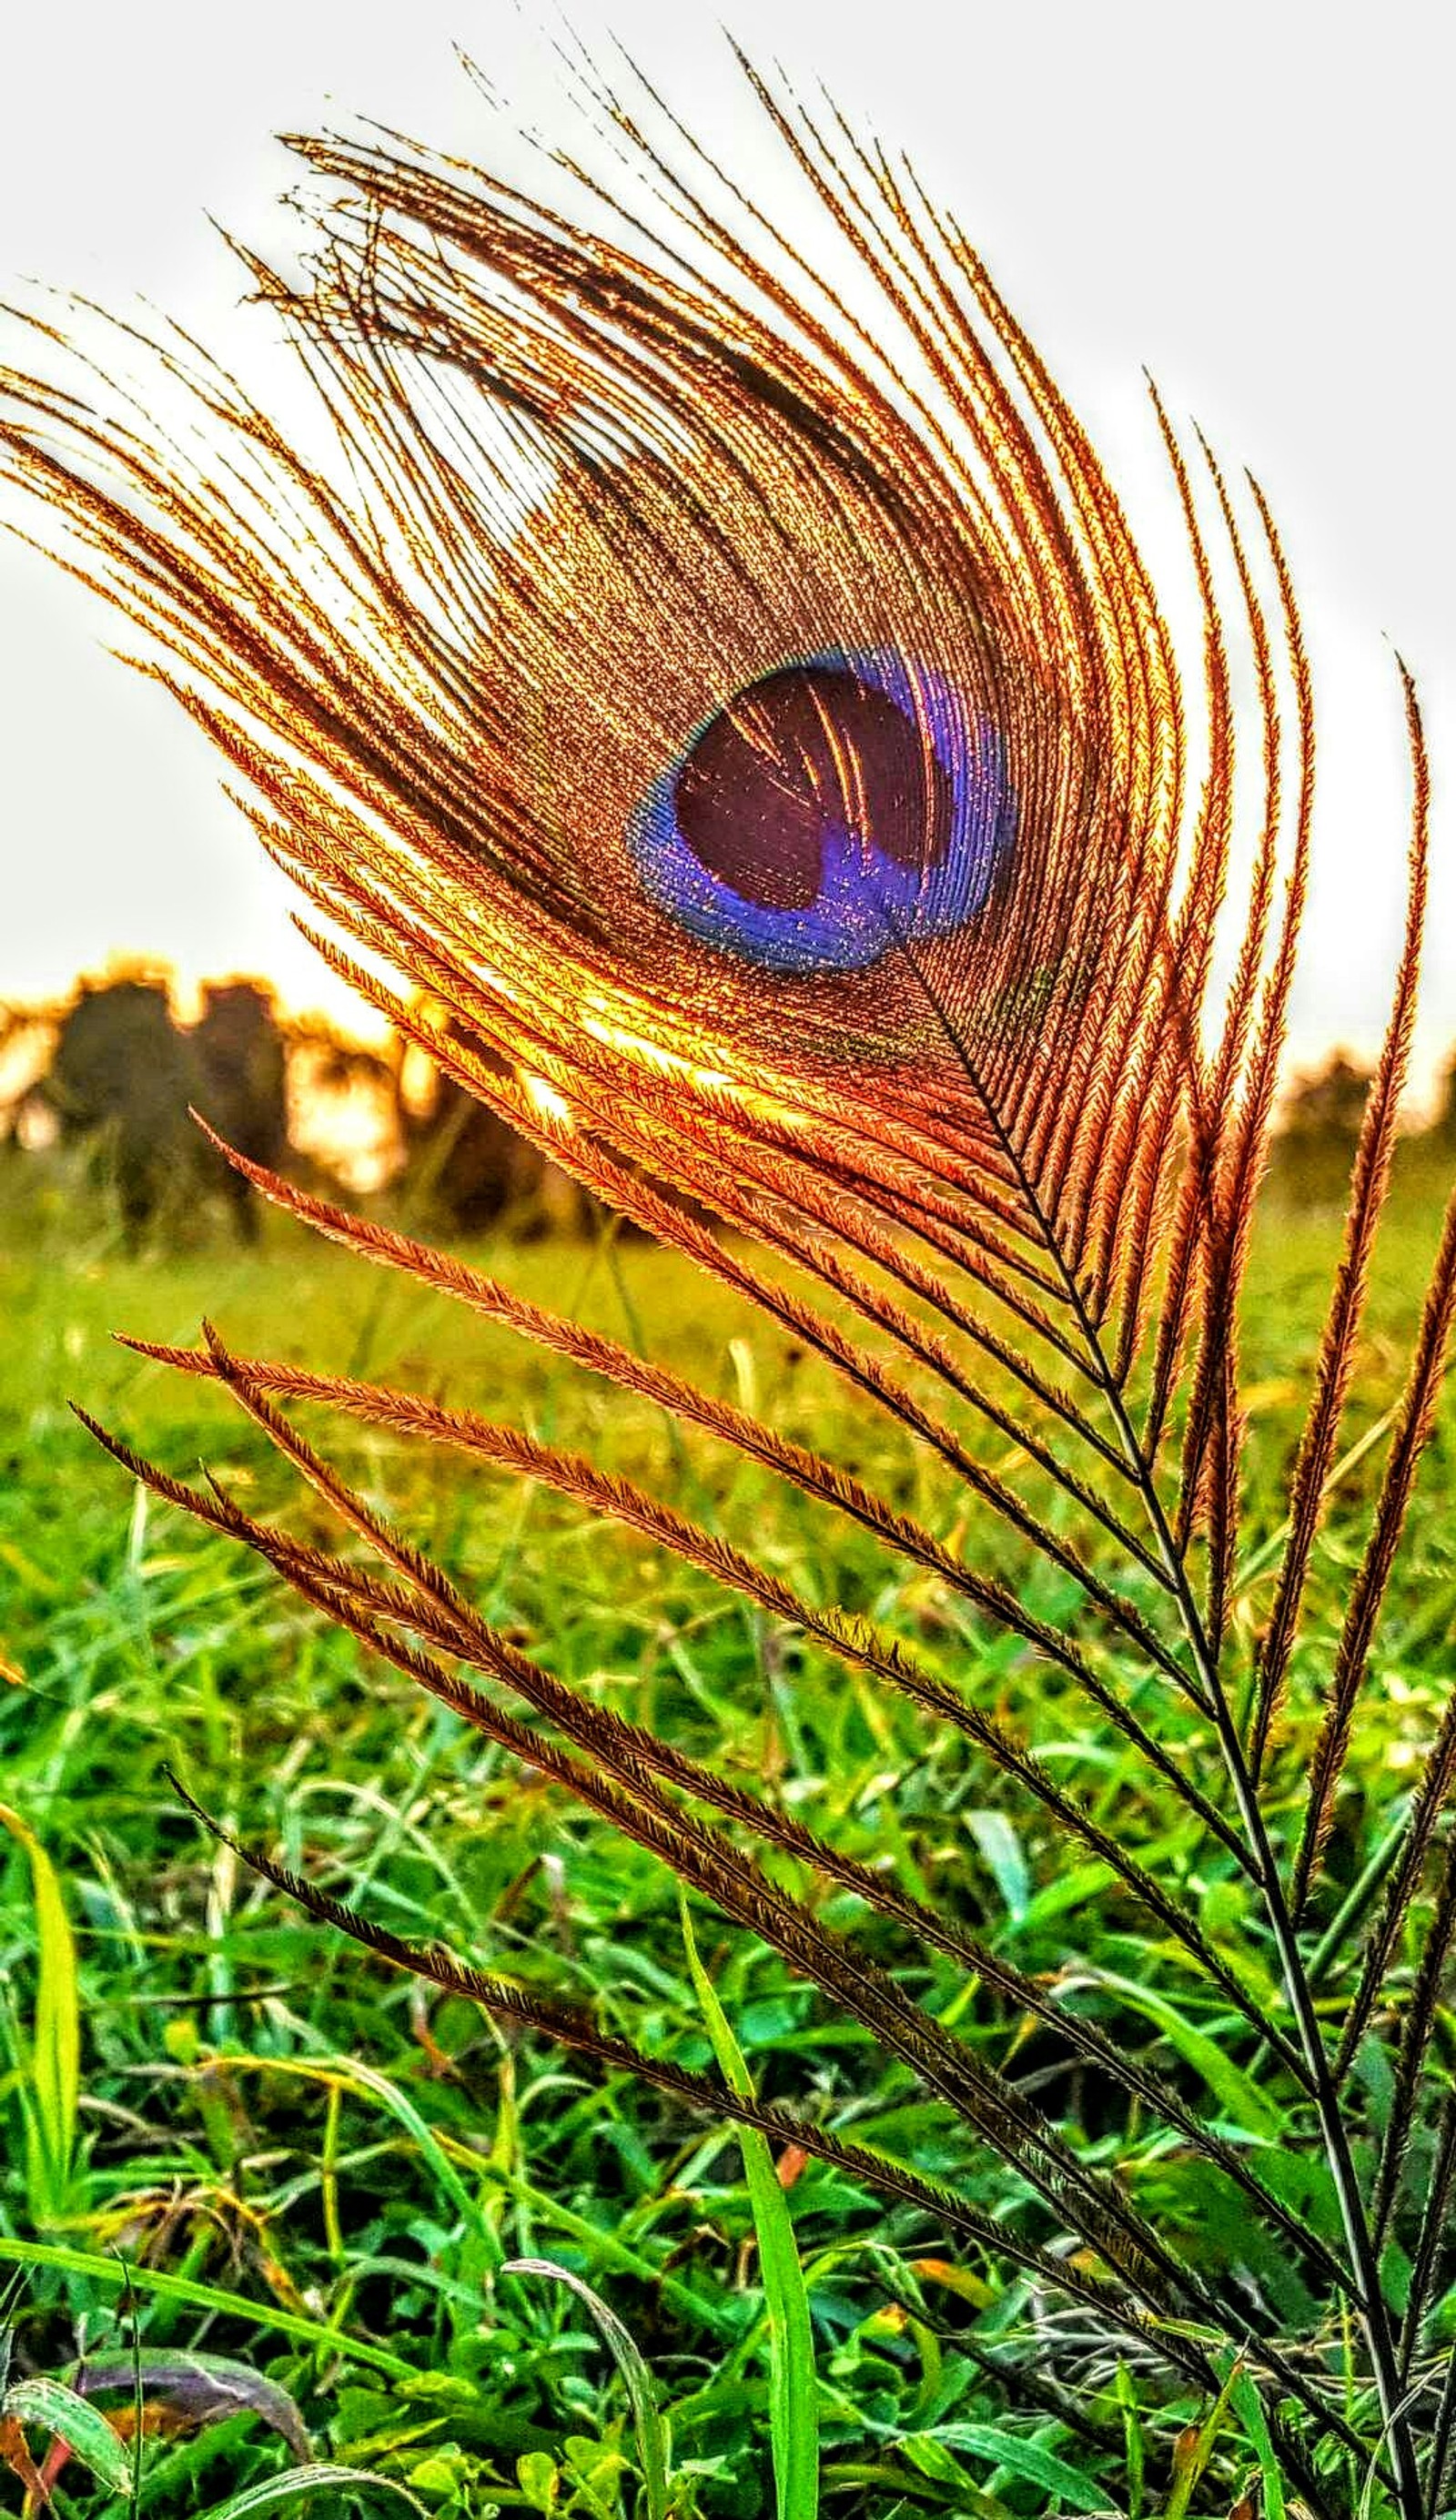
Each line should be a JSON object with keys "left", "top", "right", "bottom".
{"left": 192, "top": 981, "right": 289, "bottom": 1239}
{"left": 1269, "top": 1051, "right": 1377, "bottom": 1209}
{"left": 0, "top": 965, "right": 589, "bottom": 1248}
{"left": 3, "top": 967, "right": 1451, "bottom": 1251}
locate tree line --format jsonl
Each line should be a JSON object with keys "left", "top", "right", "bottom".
{"left": 0, "top": 968, "right": 592, "bottom": 1245}
{"left": 2, "top": 967, "right": 1453, "bottom": 1247}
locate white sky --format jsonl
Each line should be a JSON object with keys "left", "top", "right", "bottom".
{"left": 1, "top": 0, "right": 1452, "bottom": 1076}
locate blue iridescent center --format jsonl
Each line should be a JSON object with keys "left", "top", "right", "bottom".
{"left": 627, "top": 648, "right": 1014, "bottom": 973}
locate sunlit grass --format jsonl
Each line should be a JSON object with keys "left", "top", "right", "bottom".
{"left": 0, "top": 1143, "right": 1452, "bottom": 2514}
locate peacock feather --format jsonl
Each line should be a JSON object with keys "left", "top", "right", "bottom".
{"left": 4, "top": 47, "right": 1454, "bottom": 2514}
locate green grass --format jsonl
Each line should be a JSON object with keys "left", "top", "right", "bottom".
{"left": 0, "top": 1142, "right": 1453, "bottom": 2515}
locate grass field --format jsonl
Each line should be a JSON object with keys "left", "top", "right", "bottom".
{"left": 1, "top": 1141, "right": 1453, "bottom": 2516}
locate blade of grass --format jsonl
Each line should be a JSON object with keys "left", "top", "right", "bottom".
{"left": 1084, "top": 1971, "right": 1280, "bottom": 2138}
{"left": 1166, "top": 2359, "right": 1244, "bottom": 2520}
{"left": 0, "top": 1804, "right": 79, "bottom": 2223}
{"left": 1228, "top": 2363, "right": 1287, "bottom": 2520}
{"left": 1, "top": 2375, "right": 134, "bottom": 2495}
{"left": 194, "top": 2463, "right": 427, "bottom": 2518}
{"left": 1113, "top": 2365, "right": 1146, "bottom": 2520}
{"left": 204, "top": 2055, "right": 739, "bottom": 2337}
{"left": 0, "top": 2239, "right": 416, "bottom": 2381}
{"left": 919, "top": 2421, "right": 1111, "bottom": 2513}
{"left": 681, "top": 1896, "right": 819, "bottom": 2520}
{"left": 210, "top": 2051, "right": 490, "bottom": 2242}
{"left": 65, "top": 2351, "right": 312, "bottom": 2459}
{"left": 502, "top": 2257, "right": 672, "bottom": 2520}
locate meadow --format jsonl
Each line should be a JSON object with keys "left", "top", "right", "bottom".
{"left": 1, "top": 1140, "right": 1453, "bottom": 2518}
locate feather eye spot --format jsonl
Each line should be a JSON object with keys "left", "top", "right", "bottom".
{"left": 627, "top": 651, "right": 1014, "bottom": 973}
